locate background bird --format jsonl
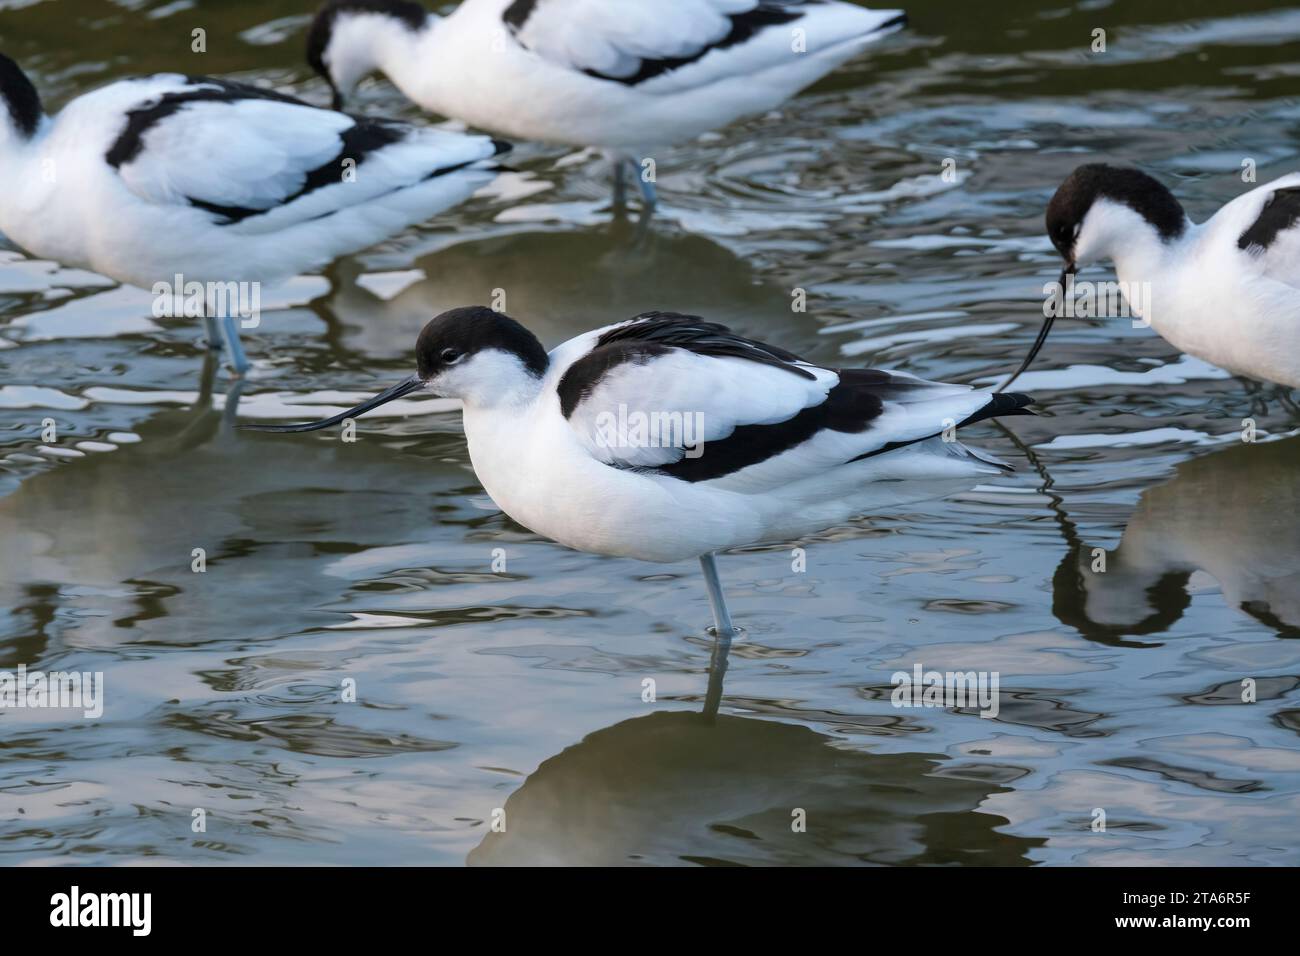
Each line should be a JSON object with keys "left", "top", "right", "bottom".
{"left": 305, "top": 0, "right": 906, "bottom": 209}
{"left": 0, "top": 52, "right": 508, "bottom": 375}
{"left": 1046, "top": 163, "right": 1300, "bottom": 389}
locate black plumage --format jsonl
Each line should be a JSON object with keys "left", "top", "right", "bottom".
{"left": 1238, "top": 186, "right": 1300, "bottom": 254}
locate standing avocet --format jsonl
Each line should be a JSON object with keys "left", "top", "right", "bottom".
{"left": 1046, "top": 163, "right": 1300, "bottom": 388}
{"left": 305, "top": 0, "right": 906, "bottom": 208}
{"left": 0, "top": 53, "right": 508, "bottom": 375}
{"left": 249, "top": 307, "right": 1033, "bottom": 637}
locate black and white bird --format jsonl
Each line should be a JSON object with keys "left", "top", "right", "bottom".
{"left": 305, "top": 0, "right": 906, "bottom": 208}
{"left": 0, "top": 53, "right": 508, "bottom": 375}
{"left": 1046, "top": 164, "right": 1300, "bottom": 388}
{"left": 250, "top": 307, "right": 1033, "bottom": 637}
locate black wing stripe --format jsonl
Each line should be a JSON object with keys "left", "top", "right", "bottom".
{"left": 1238, "top": 186, "right": 1300, "bottom": 253}
{"left": 558, "top": 342, "right": 672, "bottom": 419}
{"left": 105, "top": 77, "right": 305, "bottom": 169}
{"left": 590, "top": 4, "right": 808, "bottom": 86}
{"left": 181, "top": 118, "right": 408, "bottom": 224}
{"left": 653, "top": 368, "right": 898, "bottom": 482}
{"left": 504, "top": 2, "right": 814, "bottom": 87}
{"left": 502, "top": 0, "right": 538, "bottom": 30}
{"left": 188, "top": 155, "right": 492, "bottom": 226}
{"left": 558, "top": 312, "right": 819, "bottom": 422}
{"left": 105, "top": 75, "right": 446, "bottom": 226}
{"left": 596, "top": 312, "right": 817, "bottom": 378}
{"left": 561, "top": 314, "right": 1020, "bottom": 485}
{"left": 651, "top": 369, "right": 953, "bottom": 483}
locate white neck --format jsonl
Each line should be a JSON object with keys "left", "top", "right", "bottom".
{"left": 383, "top": 16, "right": 448, "bottom": 104}
{"left": 459, "top": 382, "right": 543, "bottom": 484}
{"left": 1087, "top": 202, "right": 1181, "bottom": 270}
{"left": 332, "top": 13, "right": 437, "bottom": 99}
{"left": 1076, "top": 200, "right": 1193, "bottom": 328}
{"left": 462, "top": 376, "right": 544, "bottom": 413}
{"left": 1112, "top": 229, "right": 1182, "bottom": 288}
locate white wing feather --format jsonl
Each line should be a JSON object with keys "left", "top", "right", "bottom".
{"left": 506, "top": 0, "right": 903, "bottom": 93}
{"left": 554, "top": 327, "right": 998, "bottom": 485}
{"left": 111, "top": 78, "right": 500, "bottom": 233}
{"left": 1208, "top": 172, "right": 1300, "bottom": 290}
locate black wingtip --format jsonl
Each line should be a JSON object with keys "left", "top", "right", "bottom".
{"left": 997, "top": 391, "right": 1036, "bottom": 413}
{"left": 956, "top": 391, "right": 1036, "bottom": 429}
{"left": 878, "top": 12, "right": 908, "bottom": 32}
{"left": 491, "top": 138, "right": 512, "bottom": 155}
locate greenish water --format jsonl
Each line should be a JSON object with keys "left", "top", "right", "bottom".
{"left": 2, "top": 0, "right": 1299, "bottom": 865}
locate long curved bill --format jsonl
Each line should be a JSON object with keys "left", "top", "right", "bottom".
{"left": 996, "top": 261, "right": 1077, "bottom": 393}
{"left": 243, "top": 375, "right": 424, "bottom": 433}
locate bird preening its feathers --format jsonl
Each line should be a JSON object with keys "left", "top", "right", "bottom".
{"left": 1044, "top": 163, "right": 1300, "bottom": 388}
{"left": 302, "top": 0, "right": 907, "bottom": 183}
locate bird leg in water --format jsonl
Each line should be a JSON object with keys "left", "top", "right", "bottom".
{"left": 699, "top": 552, "right": 738, "bottom": 639}
{"left": 219, "top": 315, "right": 250, "bottom": 377}
{"left": 630, "top": 157, "right": 658, "bottom": 211}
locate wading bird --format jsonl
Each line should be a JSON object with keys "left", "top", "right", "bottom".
{"left": 1046, "top": 163, "right": 1300, "bottom": 388}
{"left": 248, "top": 307, "right": 1033, "bottom": 638}
{"left": 305, "top": 0, "right": 906, "bottom": 210}
{"left": 0, "top": 53, "right": 508, "bottom": 375}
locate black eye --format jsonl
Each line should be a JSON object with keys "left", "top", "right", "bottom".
{"left": 441, "top": 348, "right": 462, "bottom": 364}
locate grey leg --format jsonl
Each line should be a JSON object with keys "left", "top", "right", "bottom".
{"left": 631, "top": 158, "right": 658, "bottom": 210}
{"left": 699, "top": 552, "right": 736, "bottom": 724}
{"left": 219, "top": 315, "right": 250, "bottom": 377}
{"left": 699, "top": 552, "right": 738, "bottom": 639}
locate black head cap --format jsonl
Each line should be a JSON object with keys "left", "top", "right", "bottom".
{"left": 1045, "top": 164, "right": 1187, "bottom": 261}
{"left": 0, "top": 53, "right": 43, "bottom": 139}
{"left": 415, "top": 307, "right": 549, "bottom": 381}
{"left": 306, "top": 0, "right": 429, "bottom": 80}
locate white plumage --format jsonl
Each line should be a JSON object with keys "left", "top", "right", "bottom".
{"left": 252, "top": 308, "right": 1032, "bottom": 636}
{"left": 1047, "top": 164, "right": 1300, "bottom": 388}
{"left": 0, "top": 56, "right": 507, "bottom": 372}
{"left": 307, "top": 0, "right": 905, "bottom": 165}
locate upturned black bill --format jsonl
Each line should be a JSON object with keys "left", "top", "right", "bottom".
{"left": 243, "top": 375, "right": 423, "bottom": 433}
{"left": 997, "top": 261, "right": 1077, "bottom": 393}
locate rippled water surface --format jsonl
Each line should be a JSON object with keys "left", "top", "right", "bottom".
{"left": 3, "top": 0, "right": 1300, "bottom": 865}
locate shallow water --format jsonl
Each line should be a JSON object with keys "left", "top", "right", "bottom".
{"left": 2, "top": 0, "right": 1299, "bottom": 866}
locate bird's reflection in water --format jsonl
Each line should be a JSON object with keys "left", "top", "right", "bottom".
{"left": 0, "top": 365, "right": 475, "bottom": 650}
{"left": 468, "top": 633, "right": 1041, "bottom": 867}
{"left": 1054, "top": 435, "right": 1300, "bottom": 643}
{"left": 311, "top": 222, "right": 806, "bottom": 364}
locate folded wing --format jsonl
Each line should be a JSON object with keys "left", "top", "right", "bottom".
{"left": 557, "top": 313, "right": 1023, "bottom": 490}
{"left": 107, "top": 75, "right": 502, "bottom": 234}
{"left": 503, "top": 0, "right": 903, "bottom": 91}
{"left": 1235, "top": 176, "right": 1300, "bottom": 290}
